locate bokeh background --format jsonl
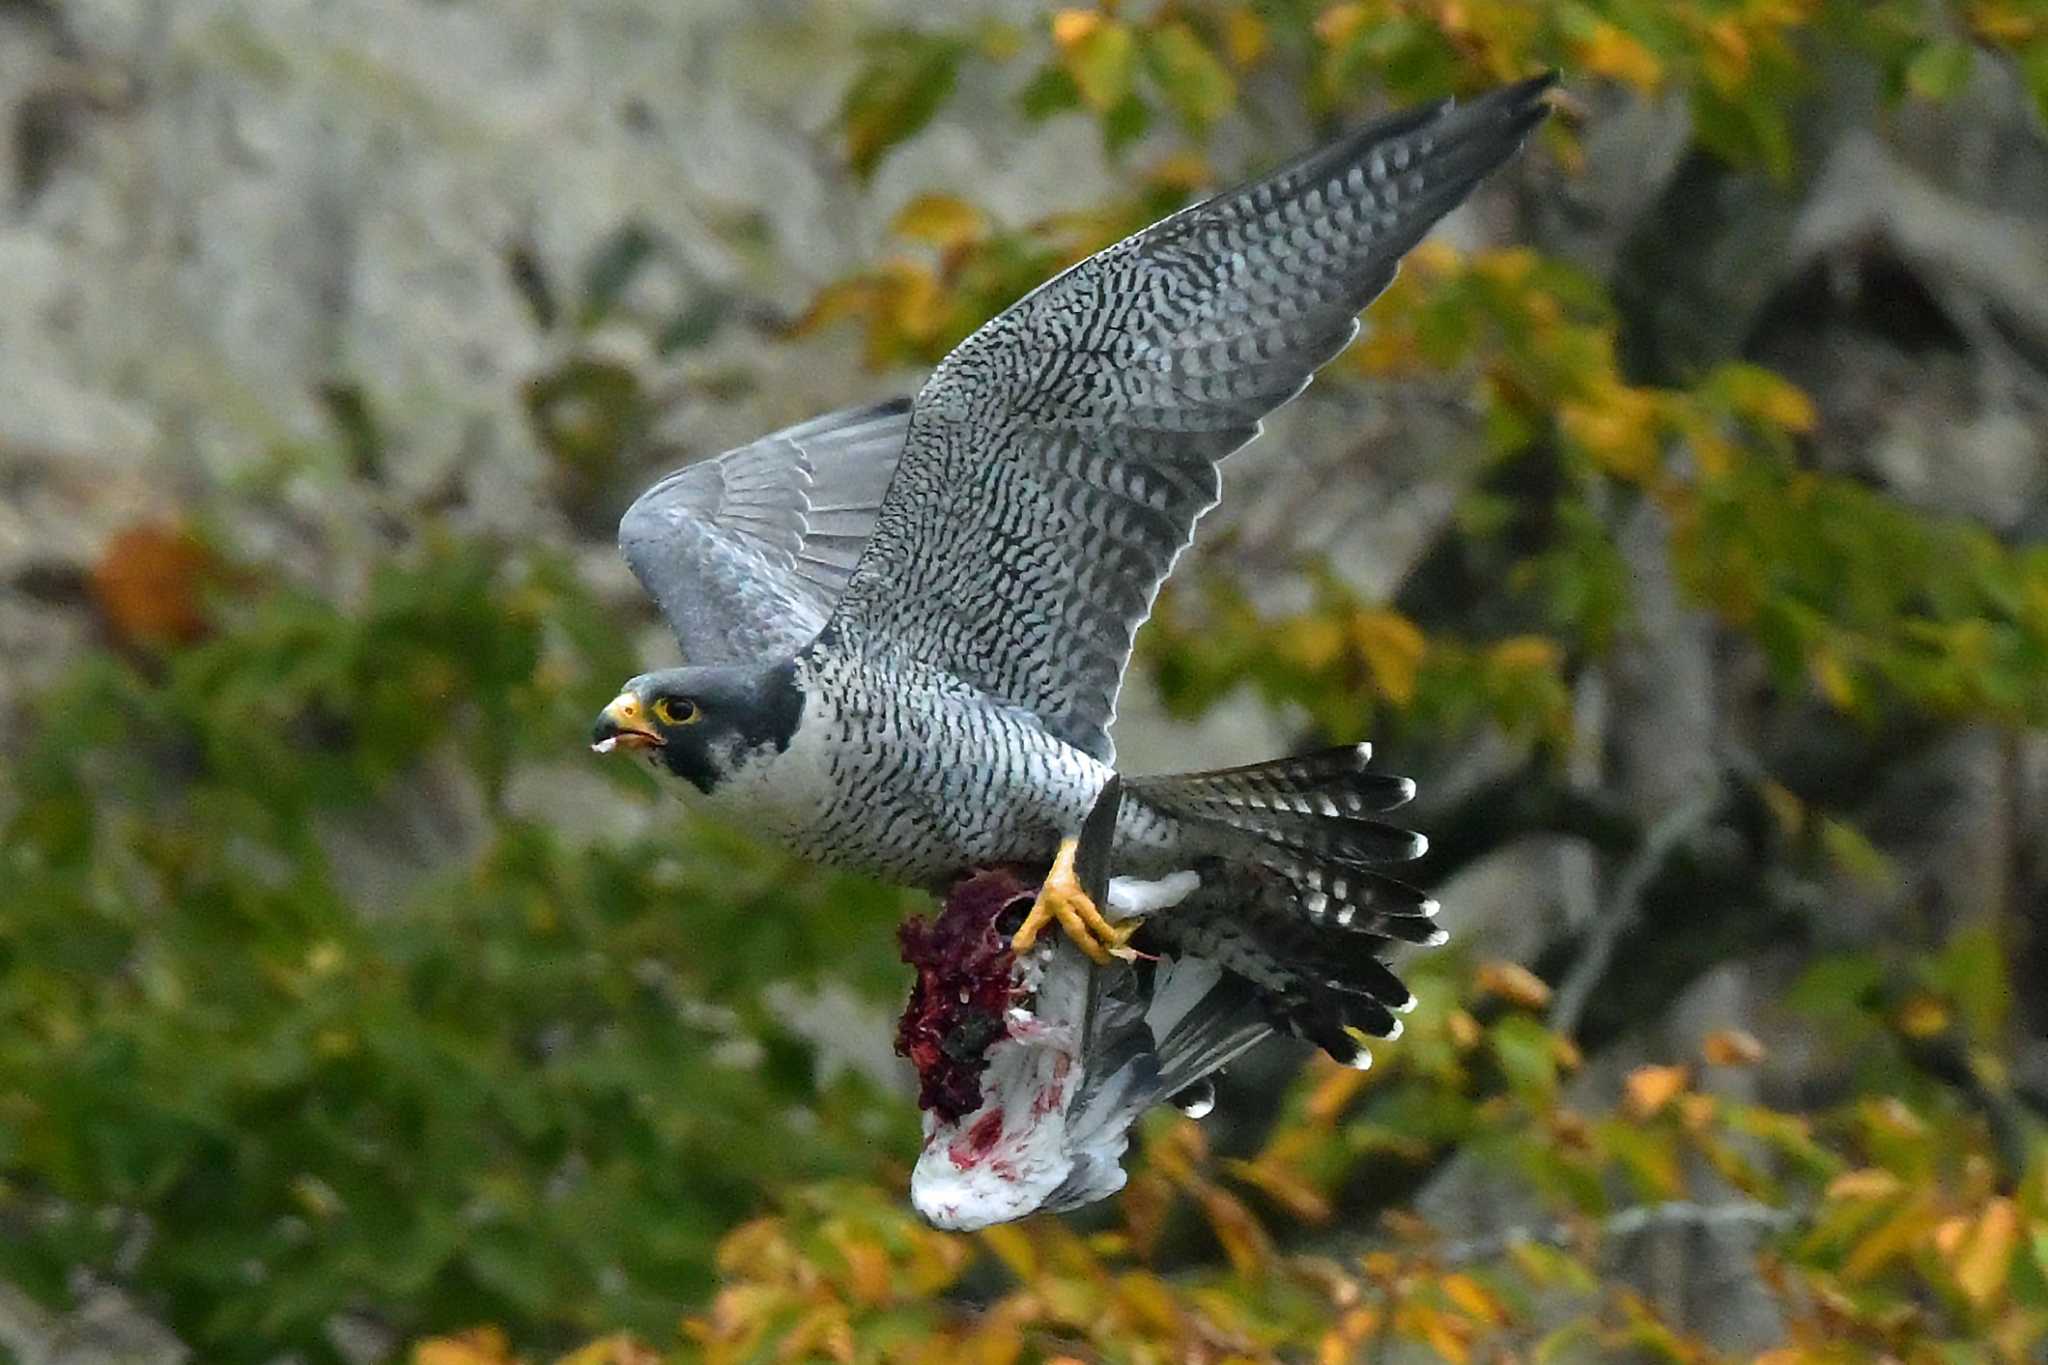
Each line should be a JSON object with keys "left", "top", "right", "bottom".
{"left": 3, "top": 2, "right": 2047, "bottom": 1361}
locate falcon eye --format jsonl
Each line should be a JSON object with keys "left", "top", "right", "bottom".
{"left": 652, "top": 696, "right": 701, "bottom": 726}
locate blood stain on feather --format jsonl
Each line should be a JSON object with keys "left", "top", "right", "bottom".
{"left": 895, "top": 866, "right": 1036, "bottom": 1122}
{"left": 950, "top": 1111, "right": 1006, "bottom": 1169}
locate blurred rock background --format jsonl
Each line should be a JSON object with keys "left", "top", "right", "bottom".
{"left": 1, "top": 2, "right": 2046, "bottom": 1362}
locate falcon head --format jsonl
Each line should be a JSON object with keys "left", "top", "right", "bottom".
{"left": 590, "top": 662, "right": 801, "bottom": 795}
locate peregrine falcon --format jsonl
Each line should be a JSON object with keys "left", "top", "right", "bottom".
{"left": 592, "top": 76, "right": 1554, "bottom": 1068}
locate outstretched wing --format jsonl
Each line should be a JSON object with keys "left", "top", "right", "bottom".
{"left": 823, "top": 75, "right": 1554, "bottom": 761}
{"left": 619, "top": 398, "right": 911, "bottom": 664}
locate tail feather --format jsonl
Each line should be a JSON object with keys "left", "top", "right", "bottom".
{"left": 1131, "top": 743, "right": 1416, "bottom": 818}
{"left": 1128, "top": 745, "right": 1437, "bottom": 1071}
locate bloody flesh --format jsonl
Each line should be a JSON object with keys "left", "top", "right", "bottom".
{"left": 896, "top": 867, "right": 1035, "bottom": 1122}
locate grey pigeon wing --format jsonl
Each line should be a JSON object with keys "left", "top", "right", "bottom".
{"left": 824, "top": 75, "right": 1554, "bottom": 761}
{"left": 619, "top": 398, "right": 911, "bottom": 664}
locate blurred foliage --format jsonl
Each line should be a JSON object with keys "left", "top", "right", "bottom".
{"left": 2, "top": 2, "right": 2047, "bottom": 1363}
{"left": 1, "top": 526, "right": 921, "bottom": 1360}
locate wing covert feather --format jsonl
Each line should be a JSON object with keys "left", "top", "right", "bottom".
{"left": 825, "top": 76, "right": 1555, "bottom": 759}
{"left": 619, "top": 398, "right": 911, "bottom": 664}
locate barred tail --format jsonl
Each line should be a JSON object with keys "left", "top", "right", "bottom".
{"left": 1126, "top": 743, "right": 1440, "bottom": 1069}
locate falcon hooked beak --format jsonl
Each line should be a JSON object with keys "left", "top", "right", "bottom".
{"left": 590, "top": 692, "right": 664, "bottom": 754}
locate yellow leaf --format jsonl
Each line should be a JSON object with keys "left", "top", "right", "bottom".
{"left": 1446, "top": 1008, "right": 1483, "bottom": 1049}
{"left": 1759, "top": 779, "right": 1805, "bottom": 836}
{"left": 1283, "top": 615, "right": 1348, "bottom": 671}
{"left": 1112, "top": 1271, "right": 1182, "bottom": 1333}
{"left": 838, "top": 1236, "right": 893, "bottom": 1305}
{"left": 1702, "top": 17, "right": 1751, "bottom": 92}
{"left": 1223, "top": 1155, "right": 1332, "bottom": 1223}
{"left": 1050, "top": 9, "right": 1101, "bottom": 49}
{"left": 1306, "top": 1057, "right": 1373, "bottom": 1124}
{"left": 554, "top": 1336, "right": 661, "bottom": 1365}
{"left": 1702, "top": 1029, "right": 1766, "bottom": 1067}
{"left": 1349, "top": 608, "right": 1427, "bottom": 705}
{"left": 1474, "top": 960, "right": 1552, "bottom": 1011}
{"left": 1953, "top": 1197, "right": 2019, "bottom": 1305}
{"left": 1314, "top": 3, "right": 1369, "bottom": 48}
{"left": 1623, "top": 1064, "right": 1689, "bottom": 1118}
{"left": 1559, "top": 381, "right": 1663, "bottom": 482}
{"left": 978, "top": 1223, "right": 1039, "bottom": 1279}
{"left": 1809, "top": 646, "right": 1857, "bottom": 710}
{"left": 1488, "top": 634, "right": 1561, "bottom": 675}
{"left": 1320, "top": 1307, "right": 1381, "bottom": 1365}
{"left": 1896, "top": 993, "right": 1949, "bottom": 1040}
{"left": 1412, "top": 1302, "right": 1475, "bottom": 1364}
{"left": 1723, "top": 366, "right": 1818, "bottom": 433}
{"left": 789, "top": 278, "right": 882, "bottom": 339}
{"left": 1405, "top": 238, "right": 1462, "bottom": 277}
{"left": 1148, "top": 149, "right": 1212, "bottom": 191}
{"left": 1058, "top": 17, "right": 1136, "bottom": 112}
{"left": 1842, "top": 1195, "right": 1935, "bottom": 1283}
{"left": 882, "top": 258, "right": 949, "bottom": 342}
{"left": 1475, "top": 246, "right": 1538, "bottom": 287}
{"left": 414, "top": 1328, "right": 515, "bottom": 1365}
{"left": 1969, "top": 3, "right": 2040, "bottom": 44}
{"left": 1575, "top": 21, "right": 1664, "bottom": 91}
{"left": 1826, "top": 1167, "right": 1905, "bottom": 1202}
{"left": 1439, "top": 1272, "right": 1505, "bottom": 1325}
{"left": 1197, "top": 1185, "right": 1274, "bottom": 1277}
{"left": 1678, "top": 1093, "right": 1717, "bottom": 1130}
{"left": 1222, "top": 6, "right": 1270, "bottom": 66}
{"left": 891, "top": 193, "right": 989, "bottom": 251}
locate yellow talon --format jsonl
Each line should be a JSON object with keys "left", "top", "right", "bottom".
{"left": 1010, "top": 834, "right": 1136, "bottom": 966}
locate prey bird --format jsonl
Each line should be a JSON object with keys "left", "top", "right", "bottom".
{"left": 593, "top": 76, "right": 1554, "bottom": 1069}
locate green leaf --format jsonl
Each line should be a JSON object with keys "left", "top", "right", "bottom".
{"left": 841, "top": 31, "right": 966, "bottom": 180}
{"left": 1904, "top": 39, "right": 1975, "bottom": 101}
{"left": 1017, "top": 61, "right": 1081, "bottom": 120}
{"left": 1102, "top": 90, "right": 1153, "bottom": 152}
{"left": 1489, "top": 1015, "right": 1561, "bottom": 1102}
{"left": 1064, "top": 18, "right": 1137, "bottom": 113}
{"left": 1144, "top": 23, "right": 1236, "bottom": 131}
{"left": 578, "top": 221, "right": 658, "bottom": 327}
{"left": 655, "top": 293, "right": 728, "bottom": 355}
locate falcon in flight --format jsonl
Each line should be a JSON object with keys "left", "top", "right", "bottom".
{"left": 593, "top": 76, "right": 1554, "bottom": 1068}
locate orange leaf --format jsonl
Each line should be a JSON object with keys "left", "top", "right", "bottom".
{"left": 1702, "top": 1029, "right": 1766, "bottom": 1066}
{"left": 1953, "top": 1197, "right": 2019, "bottom": 1305}
{"left": 1623, "top": 1064, "right": 1689, "bottom": 1118}
{"left": 91, "top": 522, "right": 217, "bottom": 648}
{"left": 1473, "top": 961, "right": 1552, "bottom": 1011}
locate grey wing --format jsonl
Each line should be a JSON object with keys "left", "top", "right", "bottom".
{"left": 823, "top": 75, "right": 1554, "bottom": 761}
{"left": 619, "top": 398, "right": 911, "bottom": 664}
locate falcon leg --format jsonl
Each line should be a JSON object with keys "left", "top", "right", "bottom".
{"left": 1010, "top": 835, "right": 1137, "bottom": 965}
